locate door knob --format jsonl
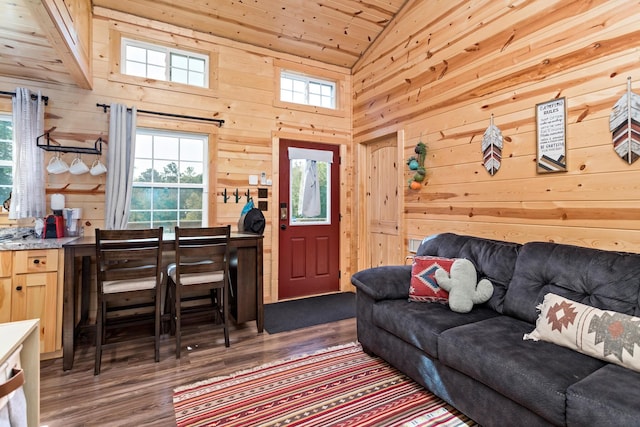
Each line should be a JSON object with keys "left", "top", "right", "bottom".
{"left": 280, "top": 224, "right": 287, "bottom": 230}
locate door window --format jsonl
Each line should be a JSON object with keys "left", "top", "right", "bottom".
{"left": 288, "top": 148, "right": 333, "bottom": 226}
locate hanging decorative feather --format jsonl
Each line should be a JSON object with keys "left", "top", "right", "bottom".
{"left": 482, "top": 114, "right": 503, "bottom": 176}
{"left": 610, "top": 77, "right": 640, "bottom": 164}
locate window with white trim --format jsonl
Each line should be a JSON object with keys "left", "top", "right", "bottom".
{"left": 280, "top": 71, "right": 336, "bottom": 109}
{"left": 0, "top": 115, "right": 12, "bottom": 204}
{"left": 129, "top": 129, "right": 208, "bottom": 230}
{"left": 122, "top": 38, "right": 209, "bottom": 88}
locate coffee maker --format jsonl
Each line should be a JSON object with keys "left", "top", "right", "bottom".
{"left": 45, "top": 194, "right": 65, "bottom": 238}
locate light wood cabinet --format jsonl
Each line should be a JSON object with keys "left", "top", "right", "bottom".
{"left": 0, "top": 251, "right": 12, "bottom": 324}
{"left": 7, "top": 249, "right": 62, "bottom": 357}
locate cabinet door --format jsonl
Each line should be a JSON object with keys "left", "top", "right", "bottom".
{"left": 12, "top": 272, "right": 58, "bottom": 353}
{"left": 0, "top": 277, "right": 11, "bottom": 323}
{"left": 0, "top": 251, "right": 12, "bottom": 322}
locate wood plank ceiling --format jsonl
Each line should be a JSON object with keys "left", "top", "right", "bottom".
{"left": 92, "top": 0, "right": 408, "bottom": 68}
{"left": 0, "top": 0, "right": 408, "bottom": 88}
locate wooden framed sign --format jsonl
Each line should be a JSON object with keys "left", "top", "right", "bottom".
{"left": 536, "top": 97, "right": 567, "bottom": 173}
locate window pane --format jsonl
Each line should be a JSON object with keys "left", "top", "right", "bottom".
{"left": 126, "top": 61, "right": 147, "bottom": 77}
{"left": 147, "top": 49, "right": 166, "bottom": 66}
{"left": 189, "top": 72, "right": 204, "bottom": 87}
{"left": 133, "top": 159, "right": 154, "bottom": 182}
{"left": 180, "top": 139, "right": 203, "bottom": 161}
{"left": 147, "top": 65, "right": 166, "bottom": 80}
{"left": 0, "top": 166, "right": 12, "bottom": 186}
{"left": 126, "top": 45, "right": 146, "bottom": 62}
{"left": 309, "top": 94, "right": 321, "bottom": 106}
{"left": 180, "top": 163, "right": 203, "bottom": 184}
{"left": 155, "top": 136, "right": 179, "bottom": 159}
{"left": 189, "top": 57, "right": 205, "bottom": 72}
{"left": 293, "top": 92, "right": 306, "bottom": 104}
{"left": 130, "top": 187, "right": 152, "bottom": 209}
{"left": 171, "top": 54, "right": 188, "bottom": 69}
{"left": 153, "top": 187, "right": 178, "bottom": 209}
{"left": 281, "top": 90, "right": 293, "bottom": 102}
{"left": 0, "top": 143, "right": 12, "bottom": 163}
{"left": 171, "top": 68, "right": 188, "bottom": 84}
{"left": 179, "top": 188, "right": 202, "bottom": 209}
{"left": 155, "top": 160, "right": 179, "bottom": 183}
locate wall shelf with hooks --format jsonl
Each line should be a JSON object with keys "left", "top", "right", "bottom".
{"left": 36, "top": 133, "right": 102, "bottom": 155}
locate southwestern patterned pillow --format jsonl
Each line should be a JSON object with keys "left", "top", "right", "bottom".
{"left": 408, "top": 256, "right": 456, "bottom": 303}
{"left": 524, "top": 293, "right": 640, "bottom": 373}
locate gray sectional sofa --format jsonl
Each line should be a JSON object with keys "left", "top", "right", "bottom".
{"left": 351, "top": 232, "right": 640, "bottom": 427}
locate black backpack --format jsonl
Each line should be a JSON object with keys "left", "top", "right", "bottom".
{"left": 239, "top": 207, "right": 265, "bottom": 235}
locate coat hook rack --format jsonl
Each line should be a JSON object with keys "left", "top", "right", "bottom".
{"left": 234, "top": 188, "right": 240, "bottom": 203}
{"left": 36, "top": 133, "right": 102, "bottom": 155}
{"left": 223, "top": 188, "right": 230, "bottom": 203}
{"left": 245, "top": 189, "right": 251, "bottom": 203}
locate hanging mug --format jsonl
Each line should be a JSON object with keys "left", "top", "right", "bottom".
{"left": 90, "top": 158, "right": 107, "bottom": 176}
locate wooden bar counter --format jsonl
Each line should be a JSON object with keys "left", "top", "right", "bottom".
{"left": 61, "top": 232, "right": 264, "bottom": 371}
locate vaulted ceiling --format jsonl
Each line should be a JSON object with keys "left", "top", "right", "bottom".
{"left": 0, "top": 0, "right": 408, "bottom": 89}
{"left": 93, "top": 0, "right": 408, "bottom": 68}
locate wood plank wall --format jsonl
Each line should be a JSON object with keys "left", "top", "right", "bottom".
{"left": 0, "top": 8, "right": 353, "bottom": 303}
{"left": 352, "top": 0, "right": 640, "bottom": 267}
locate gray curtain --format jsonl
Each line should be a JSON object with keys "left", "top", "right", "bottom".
{"left": 9, "top": 88, "right": 45, "bottom": 220}
{"left": 105, "top": 103, "right": 137, "bottom": 229}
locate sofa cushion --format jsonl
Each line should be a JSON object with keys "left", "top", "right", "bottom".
{"left": 566, "top": 364, "right": 640, "bottom": 426}
{"left": 416, "top": 233, "right": 521, "bottom": 313}
{"left": 525, "top": 293, "right": 640, "bottom": 373}
{"left": 503, "top": 242, "right": 640, "bottom": 324}
{"left": 438, "top": 316, "right": 606, "bottom": 426}
{"left": 408, "top": 256, "right": 455, "bottom": 303}
{"left": 371, "top": 299, "right": 499, "bottom": 359}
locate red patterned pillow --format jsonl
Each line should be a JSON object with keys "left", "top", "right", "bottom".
{"left": 409, "top": 256, "right": 456, "bottom": 303}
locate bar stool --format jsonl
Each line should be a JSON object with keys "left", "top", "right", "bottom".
{"left": 94, "top": 227, "right": 163, "bottom": 375}
{"left": 166, "top": 225, "right": 231, "bottom": 358}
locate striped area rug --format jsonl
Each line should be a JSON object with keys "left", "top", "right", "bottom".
{"left": 173, "top": 342, "right": 476, "bottom": 427}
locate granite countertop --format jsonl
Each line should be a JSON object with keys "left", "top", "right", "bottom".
{"left": 0, "top": 227, "right": 80, "bottom": 251}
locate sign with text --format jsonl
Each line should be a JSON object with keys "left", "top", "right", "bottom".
{"left": 536, "top": 97, "right": 567, "bottom": 173}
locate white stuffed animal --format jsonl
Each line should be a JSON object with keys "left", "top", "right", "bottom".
{"left": 434, "top": 258, "right": 494, "bottom": 313}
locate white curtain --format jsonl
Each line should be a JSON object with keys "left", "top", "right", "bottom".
{"left": 299, "top": 160, "right": 320, "bottom": 217}
{"left": 105, "top": 104, "right": 137, "bottom": 229}
{"left": 10, "top": 88, "right": 45, "bottom": 219}
{"left": 288, "top": 147, "right": 333, "bottom": 218}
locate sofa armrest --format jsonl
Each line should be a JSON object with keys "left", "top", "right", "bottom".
{"left": 350, "top": 265, "right": 412, "bottom": 301}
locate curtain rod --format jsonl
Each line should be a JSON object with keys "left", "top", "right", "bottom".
{"left": 0, "top": 90, "right": 49, "bottom": 105}
{"left": 96, "top": 103, "right": 224, "bottom": 127}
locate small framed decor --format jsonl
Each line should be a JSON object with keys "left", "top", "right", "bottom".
{"left": 536, "top": 97, "right": 567, "bottom": 173}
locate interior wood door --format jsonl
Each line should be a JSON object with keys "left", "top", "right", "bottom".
{"left": 278, "top": 139, "right": 340, "bottom": 299}
{"left": 365, "top": 134, "right": 402, "bottom": 267}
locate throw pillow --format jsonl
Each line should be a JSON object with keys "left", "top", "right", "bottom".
{"left": 409, "top": 256, "right": 456, "bottom": 303}
{"left": 524, "top": 293, "right": 640, "bottom": 373}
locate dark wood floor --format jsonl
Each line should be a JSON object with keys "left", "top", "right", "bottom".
{"left": 39, "top": 317, "right": 357, "bottom": 426}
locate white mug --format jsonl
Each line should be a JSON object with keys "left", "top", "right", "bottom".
{"left": 69, "top": 157, "right": 89, "bottom": 175}
{"left": 47, "top": 156, "right": 69, "bottom": 174}
{"left": 90, "top": 159, "right": 107, "bottom": 176}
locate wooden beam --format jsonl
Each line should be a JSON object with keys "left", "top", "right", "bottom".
{"left": 25, "top": 0, "right": 92, "bottom": 89}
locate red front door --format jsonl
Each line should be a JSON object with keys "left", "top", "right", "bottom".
{"left": 278, "top": 139, "right": 340, "bottom": 299}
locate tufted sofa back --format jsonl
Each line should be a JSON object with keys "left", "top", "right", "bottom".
{"left": 503, "top": 242, "right": 640, "bottom": 324}
{"left": 416, "top": 233, "right": 522, "bottom": 313}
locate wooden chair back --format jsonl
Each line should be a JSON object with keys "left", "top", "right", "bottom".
{"left": 95, "top": 228, "right": 164, "bottom": 292}
{"left": 173, "top": 225, "right": 231, "bottom": 287}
